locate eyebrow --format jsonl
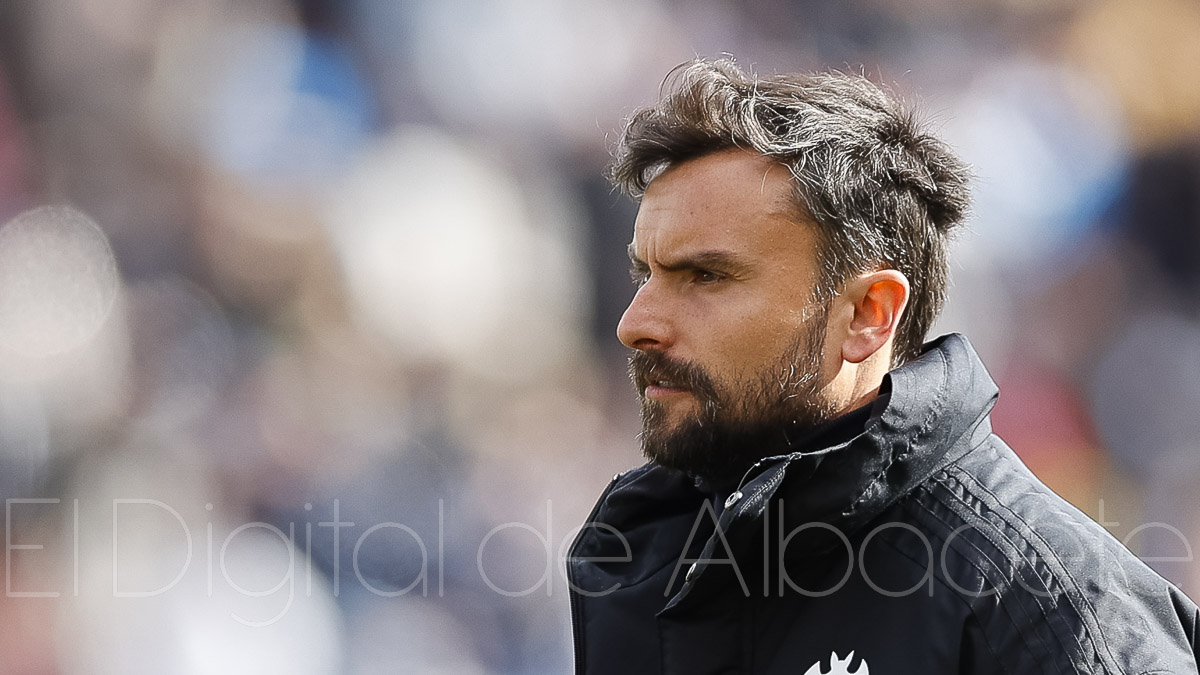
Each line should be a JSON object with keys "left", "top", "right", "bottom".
{"left": 627, "top": 243, "right": 752, "bottom": 275}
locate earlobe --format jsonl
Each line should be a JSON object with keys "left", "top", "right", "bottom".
{"left": 841, "top": 270, "right": 910, "bottom": 364}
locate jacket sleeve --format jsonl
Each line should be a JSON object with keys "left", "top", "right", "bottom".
{"left": 957, "top": 579, "right": 1200, "bottom": 674}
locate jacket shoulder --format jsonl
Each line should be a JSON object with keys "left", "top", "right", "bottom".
{"left": 897, "top": 434, "right": 1200, "bottom": 674}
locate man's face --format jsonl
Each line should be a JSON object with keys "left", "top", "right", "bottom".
{"left": 618, "top": 149, "right": 838, "bottom": 487}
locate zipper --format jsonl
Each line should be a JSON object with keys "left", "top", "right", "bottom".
{"left": 567, "top": 472, "right": 624, "bottom": 675}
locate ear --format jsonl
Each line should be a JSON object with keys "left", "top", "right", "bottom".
{"left": 840, "top": 270, "right": 910, "bottom": 365}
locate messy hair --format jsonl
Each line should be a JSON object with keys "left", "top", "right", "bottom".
{"left": 608, "top": 59, "right": 970, "bottom": 365}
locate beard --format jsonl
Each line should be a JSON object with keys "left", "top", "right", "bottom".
{"left": 628, "top": 313, "right": 836, "bottom": 492}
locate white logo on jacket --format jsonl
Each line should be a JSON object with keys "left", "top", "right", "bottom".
{"left": 803, "top": 651, "right": 869, "bottom": 675}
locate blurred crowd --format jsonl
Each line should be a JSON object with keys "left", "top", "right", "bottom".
{"left": 0, "top": 0, "right": 1199, "bottom": 672}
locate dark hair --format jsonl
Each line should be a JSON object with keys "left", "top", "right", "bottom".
{"left": 608, "top": 59, "right": 970, "bottom": 365}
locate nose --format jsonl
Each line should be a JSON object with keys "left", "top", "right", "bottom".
{"left": 617, "top": 283, "right": 672, "bottom": 351}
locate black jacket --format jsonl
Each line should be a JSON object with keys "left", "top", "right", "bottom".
{"left": 568, "top": 334, "right": 1200, "bottom": 674}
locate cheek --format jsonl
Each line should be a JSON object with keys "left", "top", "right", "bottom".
{"left": 710, "top": 316, "right": 807, "bottom": 373}
{"left": 686, "top": 290, "right": 814, "bottom": 369}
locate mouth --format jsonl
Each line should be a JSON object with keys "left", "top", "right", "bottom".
{"left": 643, "top": 376, "right": 690, "bottom": 399}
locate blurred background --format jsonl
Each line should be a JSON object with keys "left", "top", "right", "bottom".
{"left": 1, "top": 0, "right": 1199, "bottom": 672}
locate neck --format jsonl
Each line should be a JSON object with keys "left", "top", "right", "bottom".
{"left": 824, "top": 350, "right": 891, "bottom": 417}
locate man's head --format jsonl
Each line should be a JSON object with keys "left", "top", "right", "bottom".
{"left": 612, "top": 59, "right": 970, "bottom": 486}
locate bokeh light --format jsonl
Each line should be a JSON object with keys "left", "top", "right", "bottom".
{"left": 0, "top": 205, "right": 118, "bottom": 358}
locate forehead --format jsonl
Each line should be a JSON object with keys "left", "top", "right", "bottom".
{"left": 630, "top": 149, "right": 811, "bottom": 258}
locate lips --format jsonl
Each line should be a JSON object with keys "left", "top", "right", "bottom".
{"left": 644, "top": 385, "right": 689, "bottom": 402}
{"left": 641, "top": 373, "right": 692, "bottom": 400}
{"left": 638, "top": 368, "right": 686, "bottom": 392}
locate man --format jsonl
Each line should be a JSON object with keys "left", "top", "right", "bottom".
{"left": 568, "top": 59, "right": 1200, "bottom": 674}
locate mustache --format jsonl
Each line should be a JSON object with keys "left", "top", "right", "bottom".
{"left": 628, "top": 350, "right": 718, "bottom": 399}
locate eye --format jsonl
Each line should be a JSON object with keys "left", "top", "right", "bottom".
{"left": 692, "top": 269, "right": 724, "bottom": 285}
